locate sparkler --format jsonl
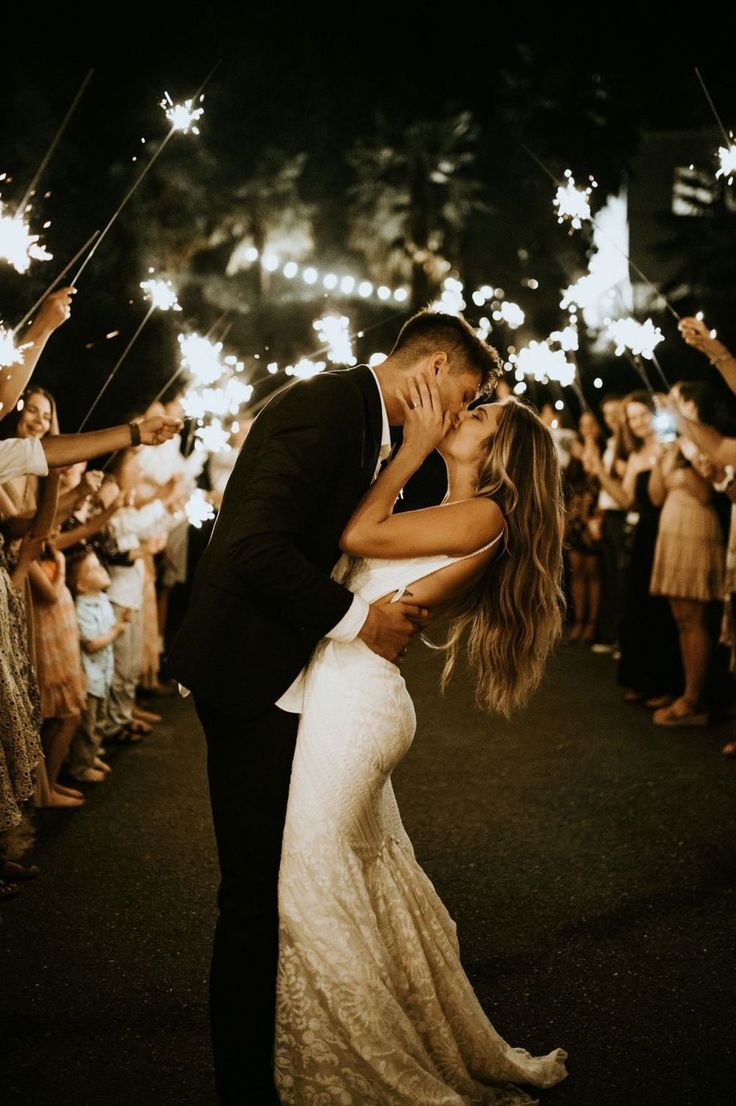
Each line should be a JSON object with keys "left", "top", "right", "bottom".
{"left": 313, "top": 315, "right": 356, "bottom": 365}
{"left": 512, "top": 342, "right": 577, "bottom": 388}
{"left": 0, "top": 327, "right": 27, "bottom": 369}
{"left": 553, "top": 171, "right": 596, "bottom": 231}
{"left": 12, "top": 229, "right": 100, "bottom": 336}
{"left": 14, "top": 69, "right": 94, "bottom": 219}
{"left": 185, "top": 488, "right": 216, "bottom": 528}
{"left": 694, "top": 67, "right": 736, "bottom": 185}
{"left": 606, "top": 317, "right": 664, "bottom": 361}
{"left": 77, "top": 277, "right": 182, "bottom": 431}
{"left": 70, "top": 62, "right": 219, "bottom": 286}
{"left": 0, "top": 198, "right": 53, "bottom": 274}
{"left": 194, "top": 419, "right": 230, "bottom": 453}
{"left": 178, "top": 333, "right": 225, "bottom": 386}
{"left": 495, "top": 301, "right": 525, "bottom": 329}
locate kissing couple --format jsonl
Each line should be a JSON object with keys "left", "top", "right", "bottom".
{"left": 169, "top": 309, "right": 569, "bottom": 1105}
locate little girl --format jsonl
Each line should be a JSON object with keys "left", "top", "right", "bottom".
{"left": 29, "top": 538, "right": 87, "bottom": 805}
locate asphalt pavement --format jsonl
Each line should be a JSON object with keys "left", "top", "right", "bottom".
{"left": 3, "top": 642, "right": 735, "bottom": 1105}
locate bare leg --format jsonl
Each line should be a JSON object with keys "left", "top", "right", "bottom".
{"left": 567, "top": 551, "right": 587, "bottom": 639}
{"left": 39, "top": 717, "right": 85, "bottom": 808}
{"left": 671, "top": 598, "right": 711, "bottom": 707}
{"left": 582, "top": 555, "right": 603, "bottom": 642}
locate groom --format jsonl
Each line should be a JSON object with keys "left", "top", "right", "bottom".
{"left": 168, "top": 308, "right": 499, "bottom": 1104}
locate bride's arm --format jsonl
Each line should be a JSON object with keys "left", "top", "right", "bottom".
{"left": 341, "top": 378, "right": 503, "bottom": 559}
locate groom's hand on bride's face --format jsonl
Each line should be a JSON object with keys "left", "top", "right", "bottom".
{"left": 358, "top": 596, "right": 429, "bottom": 663}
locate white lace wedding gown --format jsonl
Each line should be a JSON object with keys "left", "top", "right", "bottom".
{"left": 275, "top": 543, "right": 568, "bottom": 1105}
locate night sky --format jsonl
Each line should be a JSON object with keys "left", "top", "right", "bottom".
{"left": 2, "top": 9, "right": 734, "bottom": 429}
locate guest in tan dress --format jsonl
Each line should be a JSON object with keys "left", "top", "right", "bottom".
{"left": 649, "top": 382, "right": 729, "bottom": 726}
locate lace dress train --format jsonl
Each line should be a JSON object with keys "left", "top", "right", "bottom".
{"left": 275, "top": 547, "right": 567, "bottom": 1105}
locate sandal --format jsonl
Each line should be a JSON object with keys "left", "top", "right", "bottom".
{"left": 653, "top": 697, "right": 710, "bottom": 728}
{"left": 645, "top": 694, "right": 673, "bottom": 710}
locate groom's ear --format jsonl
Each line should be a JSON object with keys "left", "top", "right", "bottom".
{"left": 431, "top": 351, "right": 449, "bottom": 376}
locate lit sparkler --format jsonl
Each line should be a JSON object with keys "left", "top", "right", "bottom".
{"left": 512, "top": 341, "right": 577, "bottom": 388}
{"left": 185, "top": 488, "right": 216, "bottom": 528}
{"left": 0, "top": 326, "right": 26, "bottom": 368}
{"left": 430, "top": 277, "right": 466, "bottom": 315}
{"left": 549, "top": 324, "right": 579, "bottom": 352}
{"left": 606, "top": 317, "right": 664, "bottom": 360}
{"left": 286, "top": 358, "right": 326, "bottom": 379}
{"left": 160, "top": 92, "right": 205, "bottom": 135}
{"left": 553, "top": 171, "right": 596, "bottom": 231}
{"left": 140, "top": 277, "right": 182, "bottom": 312}
{"left": 178, "top": 333, "right": 225, "bottom": 386}
{"left": 0, "top": 199, "right": 53, "bottom": 274}
{"left": 716, "top": 143, "right": 736, "bottom": 184}
{"left": 194, "top": 419, "right": 231, "bottom": 453}
{"left": 494, "top": 301, "right": 525, "bottom": 329}
{"left": 313, "top": 314, "right": 356, "bottom": 365}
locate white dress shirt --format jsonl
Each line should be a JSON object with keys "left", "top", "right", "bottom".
{"left": 276, "top": 368, "right": 390, "bottom": 712}
{"left": 0, "top": 437, "right": 48, "bottom": 483}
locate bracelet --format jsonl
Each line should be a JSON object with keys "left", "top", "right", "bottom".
{"left": 709, "top": 350, "right": 732, "bottom": 366}
{"left": 128, "top": 421, "right": 141, "bottom": 447}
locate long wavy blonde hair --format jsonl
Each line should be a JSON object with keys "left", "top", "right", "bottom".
{"left": 439, "top": 397, "right": 565, "bottom": 717}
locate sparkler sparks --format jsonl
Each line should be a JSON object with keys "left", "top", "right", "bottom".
{"left": 606, "top": 317, "right": 664, "bottom": 360}
{"left": 185, "top": 489, "right": 216, "bottom": 528}
{"left": 0, "top": 327, "right": 26, "bottom": 368}
{"left": 160, "top": 92, "right": 205, "bottom": 135}
{"left": 493, "top": 301, "right": 525, "bottom": 329}
{"left": 0, "top": 200, "right": 53, "bottom": 274}
{"left": 512, "top": 341, "right": 577, "bottom": 388}
{"left": 553, "top": 171, "right": 597, "bottom": 231}
{"left": 178, "top": 333, "right": 224, "bottom": 386}
{"left": 716, "top": 143, "right": 736, "bottom": 184}
{"left": 140, "top": 278, "right": 182, "bottom": 312}
{"left": 313, "top": 315, "right": 356, "bottom": 365}
{"left": 194, "top": 419, "right": 231, "bottom": 454}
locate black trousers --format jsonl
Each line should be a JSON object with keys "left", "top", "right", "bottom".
{"left": 194, "top": 695, "right": 299, "bottom": 1106}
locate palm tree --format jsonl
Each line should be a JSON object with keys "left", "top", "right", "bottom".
{"left": 226, "top": 149, "right": 315, "bottom": 300}
{"left": 347, "top": 111, "right": 488, "bottom": 310}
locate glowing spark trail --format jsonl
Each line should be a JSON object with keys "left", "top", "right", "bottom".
{"left": 553, "top": 171, "right": 595, "bottom": 231}
{"left": 313, "top": 315, "right": 356, "bottom": 365}
{"left": 716, "top": 144, "right": 736, "bottom": 184}
{"left": 0, "top": 327, "right": 26, "bottom": 369}
{"left": 0, "top": 200, "right": 53, "bottom": 273}
{"left": 606, "top": 317, "right": 664, "bottom": 361}
{"left": 185, "top": 489, "right": 216, "bottom": 528}
{"left": 178, "top": 334, "right": 225, "bottom": 386}
{"left": 140, "top": 278, "right": 182, "bottom": 312}
{"left": 160, "top": 92, "right": 205, "bottom": 135}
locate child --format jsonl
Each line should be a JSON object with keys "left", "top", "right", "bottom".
{"left": 68, "top": 548, "right": 130, "bottom": 782}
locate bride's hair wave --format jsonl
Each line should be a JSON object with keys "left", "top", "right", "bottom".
{"left": 439, "top": 398, "right": 565, "bottom": 717}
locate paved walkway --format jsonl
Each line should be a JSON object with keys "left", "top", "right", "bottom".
{"left": 3, "top": 643, "right": 735, "bottom": 1105}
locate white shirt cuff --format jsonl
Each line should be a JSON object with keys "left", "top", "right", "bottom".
{"left": 327, "top": 593, "right": 369, "bottom": 642}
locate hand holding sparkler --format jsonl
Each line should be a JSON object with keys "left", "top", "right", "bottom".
{"left": 678, "top": 315, "right": 736, "bottom": 394}
{"left": 0, "top": 286, "right": 76, "bottom": 419}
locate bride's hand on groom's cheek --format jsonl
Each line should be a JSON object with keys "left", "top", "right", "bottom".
{"left": 358, "top": 594, "right": 429, "bottom": 663}
{"left": 397, "top": 377, "right": 452, "bottom": 458}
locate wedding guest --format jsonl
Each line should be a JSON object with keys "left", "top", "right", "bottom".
{"left": 595, "top": 392, "right": 683, "bottom": 706}
{"left": 28, "top": 535, "right": 87, "bottom": 804}
{"left": 67, "top": 548, "right": 130, "bottom": 783}
{"left": 649, "top": 382, "right": 728, "bottom": 727}
{"left": 563, "top": 411, "right": 605, "bottom": 644}
{"left": 540, "top": 402, "right": 577, "bottom": 471}
{"left": 587, "top": 395, "right": 629, "bottom": 653}
{"left": 100, "top": 448, "right": 172, "bottom": 744}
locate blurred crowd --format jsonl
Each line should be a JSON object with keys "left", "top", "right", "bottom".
{"left": 548, "top": 316, "right": 736, "bottom": 754}
{"left": 0, "top": 288, "right": 238, "bottom": 901}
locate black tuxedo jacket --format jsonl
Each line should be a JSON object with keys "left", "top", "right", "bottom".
{"left": 167, "top": 365, "right": 384, "bottom": 719}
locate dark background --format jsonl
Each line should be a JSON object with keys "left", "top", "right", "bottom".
{"left": 2, "top": 7, "right": 735, "bottom": 430}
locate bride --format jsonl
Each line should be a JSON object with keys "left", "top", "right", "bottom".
{"left": 275, "top": 377, "right": 568, "bottom": 1105}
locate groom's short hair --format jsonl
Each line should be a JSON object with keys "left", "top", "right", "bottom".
{"left": 390, "top": 310, "right": 501, "bottom": 393}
